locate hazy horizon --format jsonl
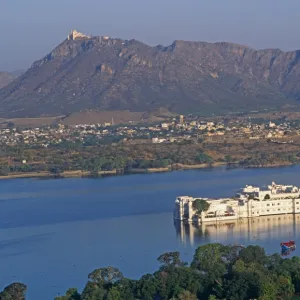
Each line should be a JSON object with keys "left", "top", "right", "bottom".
{"left": 1, "top": 0, "right": 300, "bottom": 71}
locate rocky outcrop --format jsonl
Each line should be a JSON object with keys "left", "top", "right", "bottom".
{"left": 0, "top": 34, "right": 300, "bottom": 117}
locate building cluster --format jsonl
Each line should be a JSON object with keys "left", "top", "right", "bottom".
{"left": 174, "top": 182, "right": 300, "bottom": 223}
{"left": 1, "top": 115, "right": 300, "bottom": 147}
{"left": 150, "top": 117, "right": 300, "bottom": 143}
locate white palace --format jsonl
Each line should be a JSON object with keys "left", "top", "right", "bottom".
{"left": 174, "top": 182, "right": 300, "bottom": 223}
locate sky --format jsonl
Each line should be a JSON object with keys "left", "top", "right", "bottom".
{"left": 1, "top": 0, "right": 300, "bottom": 71}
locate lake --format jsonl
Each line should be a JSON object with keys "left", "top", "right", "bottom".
{"left": 1, "top": 166, "right": 300, "bottom": 299}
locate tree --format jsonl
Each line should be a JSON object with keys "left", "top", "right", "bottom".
{"left": 192, "top": 199, "right": 210, "bottom": 215}
{"left": 88, "top": 267, "right": 123, "bottom": 285}
{"left": 55, "top": 288, "right": 81, "bottom": 300}
{"left": 224, "top": 155, "right": 233, "bottom": 163}
{"left": 157, "top": 252, "right": 186, "bottom": 268}
{"left": 195, "top": 153, "right": 213, "bottom": 164}
{"left": 101, "top": 161, "right": 114, "bottom": 171}
{"left": 259, "top": 276, "right": 278, "bottom": 300}
{"left": 288, "top": 154, "right": 297, "bottom": 163}
{"left": 137, "top": 159, "right": 152, "bottom": 169}
{"left": 49, "top": 166, "right": 62, "bottom": 176}
{"left": 8, "top": 242, "right": 300, "bottom": 300}
{"left": 224, "top": 272, "right": 260, "bottom": 300}
{"left": 276, "top": 275, "right": 295, "bottom": 298}
{"left": 0, "top": 283, "right": 27, "bottom": 300}
{"left": 239, "top": 245, "right": 266, "bottom": 265}
{"left": 113, "top": 278, "right": 135, "bottom": 300}
{"left": 107, "top": 287, "right": 121, "bottom": 300}
{"left": 0, "top": 165, "right": 10, "bottom": 176}
{"left": 191, "top": 244, "right": 231, "bottom": 283}
{"left": 178, "top": 290, "right": 198, "bottom": 300}
{"left": 80, "top": 282, "right": 106, "bottom": 300}
{"left": 247, "top": 194, "right": 255, "bottom": 200}
{"left": 136, "top": 274, "right": 159, "bottom": 300}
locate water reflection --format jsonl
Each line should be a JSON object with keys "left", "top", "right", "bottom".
{"left": 174, "top": 214, "right": 300, "bottom": 248}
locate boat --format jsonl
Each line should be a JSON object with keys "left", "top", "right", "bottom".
{"left": 280, "top": 240, "right": 296, "bottom": 252}
{"left": 281, "top": 247, "right": 296, "bottom": 257}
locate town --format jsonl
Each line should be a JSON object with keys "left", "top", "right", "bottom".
{"left": 1, "top": 113, "right": 300, "bottom": 178}
{"left": 1, "top": 114, "right": 300, "bottom": 148}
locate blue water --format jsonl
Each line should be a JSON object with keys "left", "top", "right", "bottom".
{"left": 1, "top": 166, "right": 300, "bottom": 299}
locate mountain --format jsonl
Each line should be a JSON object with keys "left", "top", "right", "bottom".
{"left": 9, "top": 69, "right": 25, "bottom": 77}
{"left": 0, "top": 72, "right": 16, "bottom": 89}
{"left": 0, "top": 30, "right": 300, "bottom": 118}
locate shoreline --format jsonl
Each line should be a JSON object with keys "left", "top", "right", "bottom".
{"left": 0, "top": 161, "right": 295, "bottom": 181}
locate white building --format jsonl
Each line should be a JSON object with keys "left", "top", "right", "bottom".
{"left": 161, "top": 123, "right": 170, "bottom": 130}
{"left": 174, "top": 182, "right": 300, "bottom": 223}
{"left": 152, "top": 137, "right": 166, "bottom": 143}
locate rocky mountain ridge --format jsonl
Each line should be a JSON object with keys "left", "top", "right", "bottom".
{"left": 0, "top": 31, "right": 300, "bottom": 117}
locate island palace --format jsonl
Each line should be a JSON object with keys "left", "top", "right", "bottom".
{"left": 174, "top": 182, "right": 300, "bottom": 223}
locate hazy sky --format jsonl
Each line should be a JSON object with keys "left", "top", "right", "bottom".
{"left": 1, "top": 0, "right": 300, "bottom": 71}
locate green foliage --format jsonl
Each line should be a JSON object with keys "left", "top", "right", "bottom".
{"left": 49, "top": 166, "right": 62, "bottom": 175}
{"left": 288, "top": 154, "right": 297, "bottom": 163}
{"left": 0, "top": 283, "right": 27, "bottom": 300}
{"left": 192, "top": 199, "right": 210, "bottom": 215}
{"left": 106, "top": 287, "right": 121, "bottom": 300}
{"left": 6, "top": 243, "right": 300, "bottom": 300}
{"left": 135, "top": 274, "right": 159, "bottom": 300}
{"left": 157, "top": 252, "right": 186, "bottom": 269}
{"left": 224, "top": 155, "right": 233, "bottom": 163}
{"left": 0, "top": 165, "right": 10, "bottom": 176}
{"left": 3, "top": 136, "right": 300, "bottom": 177}
{"left": 195, "top": 152, "right": 213, "bottom": 164}
{"left": 55, "top": 288, "right": 80, "bottom": 300}
{"left": 88, "top": 267, "right": 123, "bottom": 285}
{"left": 177, "top": 290, "right": 198, "bottom": 300}
{"left": 80, "top": 282, "right": 106, "bottom": 300}
{"left": 224, "top": 272, "right": 260, "bottom": 300}
{"left": 191, "top": 243, "right": 230, "bottom": 283}
{"left": 238, "top": 245, "right": 266, "bottom": 265}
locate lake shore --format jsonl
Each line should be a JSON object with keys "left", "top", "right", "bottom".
{"left": 0, "top": 170, "right": 117, "bottom": 180}
{"left": 0, "top": 161, "right": 295, "bottom": 180}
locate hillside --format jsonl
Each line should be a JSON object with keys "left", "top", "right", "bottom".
{"left": 0, "top": 72, "right": 16, "bottom": 89}
{"left": 0, "top": 30, "right": 300, "bottom": 117}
